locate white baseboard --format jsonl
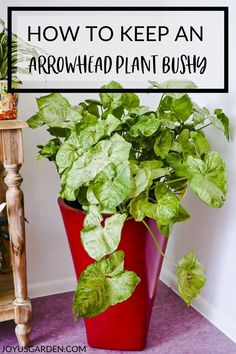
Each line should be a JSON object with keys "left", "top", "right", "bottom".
{"left": 28, "top": 276, "right": 77, "bottom": 299}
{"left": 160, "top": 267, "right": 236, "bottom": 344}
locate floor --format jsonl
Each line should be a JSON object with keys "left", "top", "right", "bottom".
{"left": 0, "top": 281, "right": 236, "bottom": 354}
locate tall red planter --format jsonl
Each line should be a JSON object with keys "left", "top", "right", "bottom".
{"left": 58, "top": 198, "right": 168, "bottom": 351}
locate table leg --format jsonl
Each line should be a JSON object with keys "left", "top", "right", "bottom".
{"left": 3, "top": 129, "right": 32, "bottom": 346}
{"left": 0, "top": 162, "right": 11, "bottom": 271}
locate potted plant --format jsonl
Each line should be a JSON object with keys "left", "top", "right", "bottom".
{"left": 0, "top": 19, "right": 40, "bottom": 120}
{"left": 27, "top": 81, "right": 229, "bottom": 350}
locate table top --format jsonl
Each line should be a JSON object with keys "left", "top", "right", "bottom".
{"left": 0, "top": 120, "right": 28, "bottom": 130}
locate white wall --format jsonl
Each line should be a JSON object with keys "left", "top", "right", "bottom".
{"left": 159, "top": 0, "right": 236, "bottom": 344}
{"left": 1, "top": 0, "right": 236, "bottom": 343}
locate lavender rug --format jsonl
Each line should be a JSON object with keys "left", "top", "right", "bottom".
{"left": 0, "top": 281, "right": 235, "bottom": 353}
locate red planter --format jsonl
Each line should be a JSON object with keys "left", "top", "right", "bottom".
{"left": 58, "top": 198, "right": 168, "bottom": 351}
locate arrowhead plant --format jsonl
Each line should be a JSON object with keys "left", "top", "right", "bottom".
{"left": 28, "top": 80, "right": 229, "bottom": 318}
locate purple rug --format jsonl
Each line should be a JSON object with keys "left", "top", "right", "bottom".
{"left": 0, "top": 281, "right": 235, "bottom": 353}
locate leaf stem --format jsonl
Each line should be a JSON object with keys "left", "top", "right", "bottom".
{"left": 118, "top": 205, "right": 124, "bottom": 214}
{"left": 160, "top": 93, "right": 165, "bottom": 103}
{"left": 119, "top": 204, "right": 127, "bottom": 214}
{"left": 141, "top": 219, "right": 178, "bottom": 267}
{"left": 165, "top": 177, "right": 188, "bottom": 185}
{"left": 196, "top": 122, "right": 212, "bottom": 131}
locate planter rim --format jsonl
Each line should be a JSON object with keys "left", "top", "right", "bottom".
{"left": 58, "top": 197, "right": 154, "bottom": 223}
{"left": 58, "top": 197, "right": 122, "bottom": 218}
{"left": 58, "top": 197, "right": 86, "bottom": 214}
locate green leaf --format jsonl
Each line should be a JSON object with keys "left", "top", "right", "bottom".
{"left": 174, "top": 205, "right": 191, "bottom": 222}
{"left": 129, "top": 106, "right": 150, "bottom": 116}
{"left": 47, "top": 127, "right": 70, "bottom": 138}
{"left": 81, "top": 206, "right": 127, "bottom": 260}
{"left": 190, "top": 131, "right": 211, "bottom": 155}
{"left": 140, "top": 160, "right": 167, "bottom": 180}
{"left": 154, "top": 183, "right": 180, "bottom": 225}
{"left": 36, "top": 93, "right": 70, "bottom": 110}
{"left": 178, "top": 251, "right": 206, "bottom": 305}
{"left": 40, "top": 105, "right": 67, "bottom": 128}
{"left": 172, "top": 95, "right": 193, "bottom": 122}
{"left": 151, "top": 168, "right": 170, "bottom": 179}
{"left": 149, "top": 80, "right": 197, "bottom": 99}
{"left": 192, "top": 103, "right": 209, "bottom": 125}
{"left": 99, "top": 81, "right": 123, "bottom": 109}
{"left": 27, "top": 114, "right": 44, "bottom": 129}
{"left": 87, "top": 103, "right": 100, "bottom": 118}
{"left": 140, "top": 164, "right": 170, "bottom": 180}
{"left": 123, "top": 93, "right": 140, "bottom": 110}
{"left": 158, "top": 96, "right": 174, "bottom": 121}
{"left": 121, "top": 114, "right": 135, "bottom": 127}
{"left": 85, "top": 99, "right": 102, "bottom": 106}
{"left": 56, "top": 117, "right": 121, "bottom": 176}
{"left": 166, "top": 152, "right": 188, "bottom": 177}
{"left": 129, "top": 191, "right": 148, "bottom": 221}
{"left": 108, "top": 270, "right": 140, "bottom": 305}
{"left": 177, "top": 129, "right": 190, "bottom": 143}
{"left": 157, "top": 204, "right": 190, "bottom": 237}
{"left": 60, "top": 169, "right": 80, "bottom": 200}
{"left": 87, "top": 186, "right": 99, "bottom": 205}
{"left": 171, "top": 141, "right": 183, "bottom": 154}
{"left": 160, "top": 119, "right": 176, "bottom": 129}
{"left": 154, "top": 130, "right": 173, "bottom": 159}
{"left": 64, "top": 106, "right": 83, "bottom": 122}
{"left": 38, "top": 104, "right": 83, "bottom": 130}
{"left": 140, "top": 160, "right": 163, "bottom": 169}
{"left": 140, "top": 200, "right": 157, "bottom": 219}
{"left": 158, "top": 95, "right": 193, "bottom": 122}
{"left": 129, "top": 167, "right": 151, "bottom": 198}
{"left": 106, "top": 114, "right": 121, "bottom": 135}
{"left": 83, "top": 204, "right": 102, "bottom": 227}
{"left": 99, "top": 250, "right": 125, "bottom": 276}
{"left": 158, "top": 223, "right": 173, "bottom": 237}
{"left": 186, "top": 152, "right": 227, "bottom": 207}
{"left": 101, "top": 81, "right": 123, "bottom": 90}
{"left": 73, "top": 251, "right": 140, "bottom": 319}
{"left": 65, "top": 134, "right": 131, "bottom": 196}
{"left": 76, "top": 111, "right": 98, "bottom": 131}
{"left": 210, "top": 109, "right": 230, "bottom": 141}
{"left": 177, "top": 129, "right": 196, "bottom": 157}
{"left": 77, "top": 120, "right": 107, "bottom": 151}
{"left": 56, "top": 132, "right": 81, "bottom": 174}
{"left": 92, "top": 162, "right": 130, "bottom": 209}
{"left": 132, "top": 183, "right": 182, "bottom": 227}
{"left": 130, "top": 113, "right": 160, "bottom": 137}
{"left": 155, "top": 194, "right": 179, "bottom": 224}
{"left": 77, "top": 187, "right": 90, "bottom": 207}
{"left": 36, "top": 138, "right": 61, "bottom": 161}
{"left": 151, "top": 80, "right": 197, "bottom": 89}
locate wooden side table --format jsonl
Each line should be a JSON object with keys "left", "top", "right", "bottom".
{"left": 0, "top": 120, "right": 31, "bottom": 346}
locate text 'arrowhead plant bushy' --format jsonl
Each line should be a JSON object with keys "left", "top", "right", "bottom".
{"left": 28, "top": 80, "right": 229, "bottom": 317}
